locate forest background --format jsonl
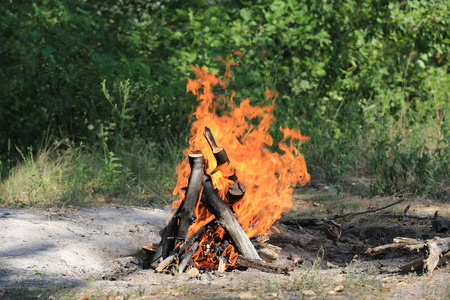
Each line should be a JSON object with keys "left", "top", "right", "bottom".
{"left": 0, "top": 0, "right": 448, "bottom": 207}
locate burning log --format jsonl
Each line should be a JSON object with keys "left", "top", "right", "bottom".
{"left": 202, "top": 174, "right": 260, "bottom": 260}
{"left": 365, "top": 236, "right": 450, "bottom": 274}
{"left": 151, "top": 151, "right": 204, "bottom": 268}
{"left": 226, "top": 182, "right": 246, "bottom": 202}
{"left": 175, "top": 151, "right": 205, "bottom": 246}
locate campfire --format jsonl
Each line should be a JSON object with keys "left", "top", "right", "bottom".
{"left": 150, "top": 59, "right": 310, "bottom": 274}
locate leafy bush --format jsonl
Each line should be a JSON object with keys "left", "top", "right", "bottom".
{"left": 0, "top": 0, "right": 448, "bottom": 199}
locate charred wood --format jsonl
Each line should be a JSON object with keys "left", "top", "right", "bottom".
{"left": 227, "top": 182, "right": 246, "bottom": 202}
{"left": 150, "top": 204, "right": 183, "bottom": 268}
{"left": 175, "top": 151, "right": 205, "bottom": 246}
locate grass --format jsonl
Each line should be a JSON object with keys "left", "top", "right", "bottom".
{"left": 3, "top": 258, "right": 450, "bottom": 300}
{"left": 0, "top": 140, "right": 184, "bottom": 208}
{"left": 0, "top": 120, "right": 448, "bottom": 210}
{"left": 1, "top": 283, "right": 146, "bottom": 300}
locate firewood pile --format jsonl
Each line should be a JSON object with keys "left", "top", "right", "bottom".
{"left": 148, "top": 127, "right": 289, "bottom": 274}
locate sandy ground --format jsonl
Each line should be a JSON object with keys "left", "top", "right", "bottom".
{"left": 0, "top": 206, "right": 168, "bottom": 290}
{"left": 1, "top": 193, "right": 449, "bottom": 299}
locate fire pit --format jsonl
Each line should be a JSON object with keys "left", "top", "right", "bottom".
{"left": 149, "top": 60, "right": 310, "bottom": 274}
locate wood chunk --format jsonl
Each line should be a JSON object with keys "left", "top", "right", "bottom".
{"left": 186, "top": 267, "right": 199, "bottom": 277}
{"left": 142, "top": 243, "right": 158, "bottom": 253}
{"left": 227, "top": 182, "right": 246, "bottom": 202}
{"left": 217, "top": 256, "right": 227, "bottom": 272}
{"left": 203, "top": 127, "right": 237, "bottom": 181}
{"left": 155, "top": 254, "right": 176, "bottom": 272}
{"left": 255, "top": 243, "right": 281, "bottom": 263}
{"left": 213, "top": 147, "right": 230, "bottom": 167}
{"left": 236, "top": 256, "right": 293, "bottom": 274}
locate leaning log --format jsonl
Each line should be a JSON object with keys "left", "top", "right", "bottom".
{"left": 151, "top": 151, "right": 204, "bottom": 269}
{"left": 150, "top": 203, "right": 183, "bottom": 268}
{"left": 174, "top": 151, "right": 205, "bottom": 246}
{"left": 202, "top": 174, "right": 260, "bottom": 260}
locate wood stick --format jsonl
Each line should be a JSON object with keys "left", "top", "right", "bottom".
{"left": 281, "top": 199, "right": 407, "bottom": 229}
{"left": 178, "top": 242, "right": 199, "bottom": 273}
{"left": 171, "top": 225, "right": 207, "bottom": 256}
{"left": 374, "top": 212, "right": 436, "bottom": 220}
{"left": 155, "top": 254, "right": 176, "bottom": 272}
{"left": 202, "top": 174, "right": 260, "bottom": 260}
{"left": 175, "top": 151, "right": 205, "bottom": 246}
{"left": 151, "top": 151, "right": 204, "bottom": 269}
{"left": 236, "top": 256, "right": 293, "bottom": 274}
{"left": 327, "top": 199, "right": 406, "bottom": 220}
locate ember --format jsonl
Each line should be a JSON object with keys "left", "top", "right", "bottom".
{"left": 151, "top": 58, "right": 310, "bottom": 273}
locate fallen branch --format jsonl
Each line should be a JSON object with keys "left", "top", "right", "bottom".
{"left": 365, "top": 236, "right": 450, "bottom": 274}
{"left": 327, "top": 198, "right": 406, "bottom": 221}
{"left": 280, "top": 199, "right": 406, "bottom": 235}
{"left": 373, "top": 212, "right": 435, "bottom": 219}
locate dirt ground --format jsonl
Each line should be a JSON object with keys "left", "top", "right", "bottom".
{"left": 1, "top": 184, "right": 449, "bottom": 299}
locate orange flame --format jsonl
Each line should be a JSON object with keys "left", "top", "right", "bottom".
{"left": 173, "top": 60, "right": 310, "bottom": 269}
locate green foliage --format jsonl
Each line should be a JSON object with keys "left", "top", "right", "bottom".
{"left": 0, "top": 0, "right": 448, "bottom": 199}
{"left": 369, "top": 125, "right": 449, "bottom": 196}
{"left": 0, "top": 141, "right": 182, "bottom": 207}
